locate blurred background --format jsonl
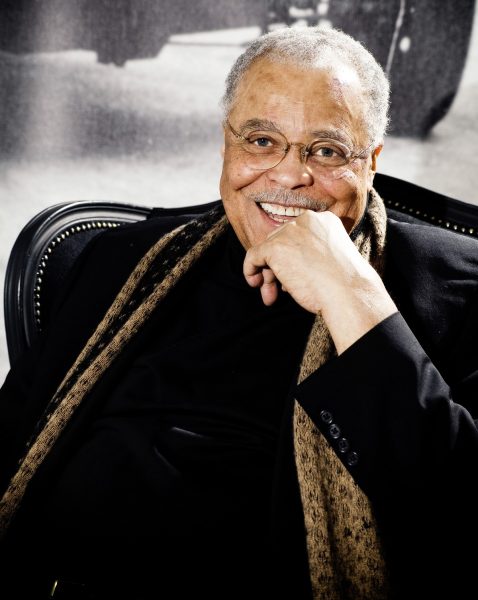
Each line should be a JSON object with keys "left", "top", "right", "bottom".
{"left": 0, "top": 0, "right": 477, "bottom": 381}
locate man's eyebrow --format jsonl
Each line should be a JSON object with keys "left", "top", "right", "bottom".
{"left": 239, "top": 120, "right": 352, "bottom": 145}
{"left": 239, "top": 118, "right": 281, "bottom": 133}
{"left": 310, "top": 129, "right": 352, "bottom": 145}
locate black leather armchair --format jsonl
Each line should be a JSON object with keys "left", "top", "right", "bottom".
{"left": 3, "top": 199, "right": 217, "bottom": 365}
{"left": 4, "top": 173, "right": 478, "bottom": 366}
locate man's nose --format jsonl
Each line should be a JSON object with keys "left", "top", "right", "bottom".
{"left": 266, "top": 146, "right": 314, "bottom": 189}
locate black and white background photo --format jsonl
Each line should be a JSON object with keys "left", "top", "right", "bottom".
{"left": 1, "top": 0, "right": 477, "bottom": 380}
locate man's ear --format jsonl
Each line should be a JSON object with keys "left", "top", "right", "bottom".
{"left": 368, "top": 144, "right": 383, "bottom": 188}
{"left": 371, "top": 145, "right": 383, "bottom": 172}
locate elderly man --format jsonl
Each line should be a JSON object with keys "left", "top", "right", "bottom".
{"left": 1, "top": 26, "right": 477, "bottom": 600}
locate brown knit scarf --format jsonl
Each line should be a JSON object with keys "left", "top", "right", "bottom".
{"left": 294, "top": 189, "right": 389, "bottom": 599}
{"left": 0, "top": 190, "right": 389, "bottom": 599}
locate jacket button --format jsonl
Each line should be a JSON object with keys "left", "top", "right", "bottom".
{"left": 338, "top": 437, "right": 350, "bottom": 453}
{"left": 329, "top": 423, "right": 341, "bottom": 439}
{"left": 346, "top": 451, "right": 359, "bottom": 467}
{"left": 320, "top": 410, "right": 333, "bottom": 424}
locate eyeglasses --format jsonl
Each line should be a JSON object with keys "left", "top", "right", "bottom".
{"left": 226, "top": 119, "right": 372, "bottom": 172}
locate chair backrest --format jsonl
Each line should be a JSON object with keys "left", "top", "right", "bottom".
{"left": 4, "top": 174, "right": 478, "bottom": 366}
{"left": 374, "top": 173, "right": 478, "bottom": 235}
{"left": 3, "top": 199, "right": 218, "bottom": 365}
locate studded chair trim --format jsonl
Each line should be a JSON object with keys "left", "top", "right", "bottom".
{"left": 33, "top": 219, "right": 124, "bottom": 332}
{"left": 4, "top": 201, "right": 152, "bottom": 365}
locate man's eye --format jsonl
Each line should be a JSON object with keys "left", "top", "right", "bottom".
{"left": 249, "top": 136, "right": 273, "bottom": 147}
{"left": 308, "top": 142, "right": 348, "bottom": 165}
{"left": 315, "top": 146, "right": 339, "bottom": 158}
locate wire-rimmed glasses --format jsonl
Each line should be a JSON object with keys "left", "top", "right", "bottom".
{"left": 226, "top": 119, "right": 372, "bottom": 172}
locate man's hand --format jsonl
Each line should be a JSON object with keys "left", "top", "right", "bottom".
{"left": 243, "top": 210, "right": 397, "bottom": 354}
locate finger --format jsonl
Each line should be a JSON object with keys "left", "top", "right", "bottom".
{"left": 243, "top": 246, "right": 269, "bottom": 287}
{"left": 261, "top": 282, "right": 279, "bottom": 305}
{"left": 260, "top": 268, "right": 279, "bottom": 306}
{"left": 245, "top": 272, "right": 264, "bottom": 288}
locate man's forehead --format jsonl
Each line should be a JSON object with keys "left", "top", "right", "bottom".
{"left": 231, "top": 58, "right": 366, "bottom": 121}
{"left": 327, "top": 63, "right": 363, "bottom": 90}
{"left": 239, "top": 56, "right": 362, "bottom": 91}
{"left": 230, "top": 57, "right": 367, "bottom": 141}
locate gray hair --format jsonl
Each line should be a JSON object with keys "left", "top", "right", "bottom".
{"left": 222, "top": 26, "right": 390, "bottom": 146}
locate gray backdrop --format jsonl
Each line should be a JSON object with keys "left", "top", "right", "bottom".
{"left": 1, "top": 0, "right": 477, "bottom": 381}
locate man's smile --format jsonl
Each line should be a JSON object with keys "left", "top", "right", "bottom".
{"left": 258, "top": 202, "right": 307, "bottom": 223}
{"left": 247, "top": 189, "right": 329, "bottom": 226}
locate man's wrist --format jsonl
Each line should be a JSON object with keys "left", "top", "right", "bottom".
{"left": 320, "top": 277, "right": 397, "bottom": 355}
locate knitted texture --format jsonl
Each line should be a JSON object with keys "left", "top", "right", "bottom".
{"left": 294, "top": 189, "right": 389, "bottom": 599}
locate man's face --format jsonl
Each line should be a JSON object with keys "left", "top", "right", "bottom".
{"left": 219, "top": 58, "right": 381, "bottom": 249}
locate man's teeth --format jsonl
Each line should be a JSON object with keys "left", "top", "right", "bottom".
{"left": 259, "top": 202, "right": 306, "bottom": 219}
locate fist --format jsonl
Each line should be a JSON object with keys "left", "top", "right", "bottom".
{"left": 243, "top": 209, "right": 397, "bottom": 354}
{"left": 243, "top": 209, "right": 374, "bottom": 314}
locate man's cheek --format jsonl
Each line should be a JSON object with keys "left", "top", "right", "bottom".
{"left": 319, "top": 166, "right": 360, "bottom": 187}
{"left": 316, "top": 168, "right": 364, "bottom": 204}
{"left": 226, "top": 161, "right": 263, "bottom": 191}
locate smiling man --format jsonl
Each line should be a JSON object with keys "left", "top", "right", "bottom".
{"left": 220, "top": 50, "right": 396, "bottom": 353}
{"left": 1, "top": 26, "right": 478, "bottom": 600}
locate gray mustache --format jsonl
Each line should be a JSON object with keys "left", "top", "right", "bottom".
{"left": 249, "top": 190, "right": 328, "bottom": 212}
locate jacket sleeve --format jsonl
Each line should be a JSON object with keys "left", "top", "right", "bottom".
{"left": 295, "top": 311, "right": 478, "bottom": 500}
{"left": 295, "top": 309, "right": 478, "bottom": 596}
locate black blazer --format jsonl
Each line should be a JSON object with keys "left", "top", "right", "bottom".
{"left": 1, "top": 208, "right": 478, "bottom": 599}
{"left": 298, "top": 217, "right": 478, "bottom": 597}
